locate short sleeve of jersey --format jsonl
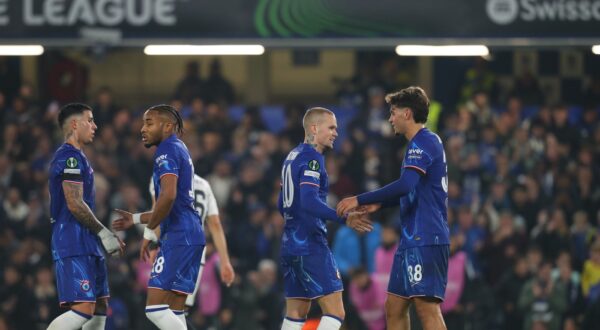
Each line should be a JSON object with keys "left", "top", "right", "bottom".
{"left": 154, "top": 151, "right": 180, "bottom": 179}
{"left": 298, "top": 155, "right": 323, "bottom": 188}
{"left": 59, "top": 152, "right": 84, "bottom": 183}
{"left": 403, "top": 141, "right": 434, "bottom": 175}
{"left": 205, "top": 184, "right": 219, "bottom": 217}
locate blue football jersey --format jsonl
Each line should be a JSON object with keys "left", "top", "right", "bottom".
{"left": 152, "top": 134, "right": 205, "bottom": 247}
{"left": 398, "top": 128, "right": 450, "bottom": 249}
{"left": 280, "top": 143, "right": 330, "bottom": 256}
{"left": 49, "top": 143, "right": 103, "bottom": 260}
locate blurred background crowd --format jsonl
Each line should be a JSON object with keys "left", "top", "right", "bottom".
{"left": 1, "top": 54, "right": 600, "bottom": 330}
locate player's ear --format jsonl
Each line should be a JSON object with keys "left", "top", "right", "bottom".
{"left": 70, "top": 117, "right": 78, "bottom": 131}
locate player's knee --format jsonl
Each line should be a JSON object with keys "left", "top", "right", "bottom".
{"left": 321, "top": 303, "right": 344, "bottom": 320}
{"left": 329, "top": 309, "right": 345, "bottom": 321}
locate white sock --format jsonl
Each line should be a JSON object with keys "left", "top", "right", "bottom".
{"left": 317, "top": 315, "right": 343, "bottom": 330}
{"left": 172, "top": 309, "right": 188, "bottom": 330}
{"left": 47, "top": 310, "right": 92, "bottom": 330}
{"left": 145, "top": 304, "right": 185, "bottom": 330}
{"left": 82, "top": 314, "right": 107, "bottom": 330}
{"left": 281, "top": 317, "right": 306, "bottom": 330}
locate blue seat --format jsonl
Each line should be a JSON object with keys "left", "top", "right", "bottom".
{"left": 260, "top": 105, "right": 286, "bottom": 133}
{"left": 568, "top": 106, "right": 582, "bottom": 125}
{"left": 228, "top": 104, "right": 246, "bottom": 123}
{"left": 522, "top": 105, "right": 540, "bottom": 120}
{"left": 326, "top": 105, "right": 359, "bottom": 150}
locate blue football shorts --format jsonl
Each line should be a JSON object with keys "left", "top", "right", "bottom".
{"left": 387, "top": 245, "right": 449, "bottom": 301}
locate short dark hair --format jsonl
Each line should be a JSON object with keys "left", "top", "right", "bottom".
{"left": 385, "top": 86, "right": 430, "bottom": 124}
{"left": 147, "top": 104, "right": 184, "bottom": 135}
{"left": 58, "top": 103, "right": 92, "bottom": 128}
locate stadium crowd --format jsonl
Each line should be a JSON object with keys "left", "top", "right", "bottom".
{"left": 1, "top": 56, "right": 600, "bottom": 330}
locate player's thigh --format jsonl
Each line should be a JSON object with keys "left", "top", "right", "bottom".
{"left": 285, "top": 298, "right": 312, "bottom": 319}
{"left": 385, "top": 293, "right": 411, "bottom": 318}
{"left": 94, "top": 297, "right": 108, "bottom": 314}
{"left": 147, "top": 287, "right": 172, "bottom": 306}
{"left": 413, "top": 296, "right": 445, "bottom": 329}
{"left": 70, "top": 302, "right": 95, "bottom": 315}
{"left": 413, "top": 297, "right": 443, "bottom": 318}
{"left": 167, "top": 291, "right": 188, "bottom": 311}
{"left": 317, "top": 291, "right": 345, "bottom": 318}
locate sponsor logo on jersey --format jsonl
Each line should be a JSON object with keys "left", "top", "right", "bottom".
{"left": 408, "top": 148, "right": 423, "bottom": 155}
{"left": 155, "top": 154, "right": 168, "bottom": 163}
{"left": 407, "top": 147, "right": 424, "bottom": 160}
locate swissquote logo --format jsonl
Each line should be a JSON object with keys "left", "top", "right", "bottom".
{"left": 487, "top": 0, "right": 519, "bottom": 25}
{"left": 487, "top": 0, "right": 600, "bottom": 25}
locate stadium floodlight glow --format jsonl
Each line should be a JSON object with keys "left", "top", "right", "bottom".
{"left": 144, "top": 45, "right": 265, "bottom": 56}
{"left": 593, "top": 45, "right": 600, "bottom": 55}
{"left": 395, "top": 45, "right": 489, "bottom": 56}
{"left": 0, "top": 45, "right": 44, "bottom": 56}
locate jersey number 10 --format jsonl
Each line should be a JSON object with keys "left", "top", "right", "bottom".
{"left": 282, "top": 164, "right": 294, "bottom": 208}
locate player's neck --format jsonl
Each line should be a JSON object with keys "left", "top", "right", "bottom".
{"left": 304, "top": 138, "right": 323, "bottom": 153}
{"left": 404, "top": 124, "right": 425, "bottom": 141}
{"left": 65, "top": 133, "right": 81, "bottom": 150}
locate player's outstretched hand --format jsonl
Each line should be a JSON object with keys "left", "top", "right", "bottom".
{"left": 98, "top": 228, "right": 126, "bottom": 257}
{"left": 112, "top": 209, "right": 133, "bottom": 231}
{"left": 140, "top": 239, "right": 152, "bottom": 262}
{"left": 220, "top": 262, "right": 235, "bottom": 287}
{"left": 356, "top": 203, "right": 382, "bottom": 214}
{"left": 346, "top": 211, "right": 373, "bottom": 233}
{"left": 337, "top": 196, "right": 359, "bottom": 216}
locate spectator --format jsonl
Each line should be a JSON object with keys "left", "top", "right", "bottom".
{"left": 518, "top": 261, "right": 567, "bottom": 330}
{"left": 205, "top": 59, "right": 235, "bottom": 105}
{"left": 348, "top": 267, "right": 385, "bottom": 330}
{"left": 495, "top": 256, "right": 529, "bottom": 330}
{"left": 582, "top": 241, "right": 600, "bottom": 301}
{"left": 332, "top": 222, "right": 381, "bottom": 277}
{"left": 173, "top": 61, "right": 206, "bottom": 104}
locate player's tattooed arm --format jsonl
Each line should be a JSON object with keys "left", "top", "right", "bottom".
{"left": 63, "top": 181, "right": 105, "bottom": 234}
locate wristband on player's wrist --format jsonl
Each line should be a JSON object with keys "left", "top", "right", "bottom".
{"left": 143, "top": 226, "right": 158, "bottom": 242}
{"left": 133, "top": 213, "right": 142, "bottom": 224}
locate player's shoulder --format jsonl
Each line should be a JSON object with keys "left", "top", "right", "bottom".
{"left": 413, "top": 129, "right": 443, "bottom": 152}
{"left": 193, "top": 174, "right": 210, "bottom": 188}
{"left": 298, "top": 145, "right": 323, "bottom": 161}
{"left": 52, "top": 144, "right": 83, "bottom": 165}
{"left": 296, "top": 148, "right": 323, "bottom": 171}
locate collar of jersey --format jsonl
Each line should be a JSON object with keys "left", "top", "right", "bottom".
{"left": 158, "top": 134, "right": 178, "bottom": 147}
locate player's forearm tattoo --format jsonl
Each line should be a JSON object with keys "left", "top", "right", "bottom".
{"left": 63, "top": 183, "right": 104, "bottom": 234}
